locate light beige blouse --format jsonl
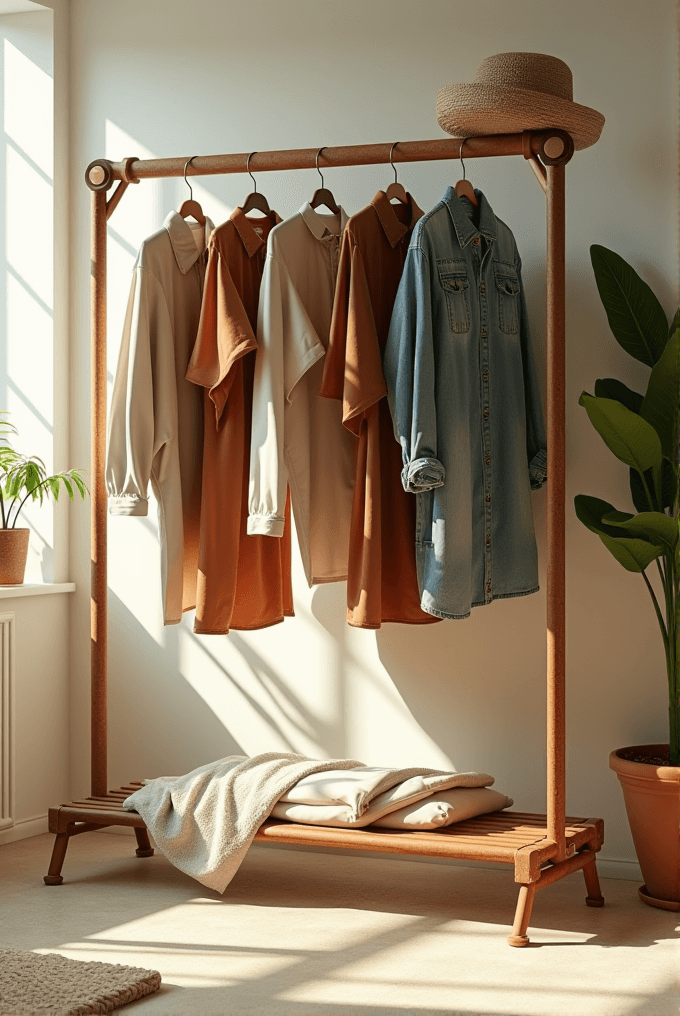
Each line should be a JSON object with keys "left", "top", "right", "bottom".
{"left": 106, "top": 211, "right": 214, "bottom": 624}
{"left": 248, "top": 203, "right": 357, "bottom": 586}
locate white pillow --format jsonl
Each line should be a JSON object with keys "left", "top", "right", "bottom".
{"left": 278, "top": 765, "right": 494, "bottom": 819}
{"left": 371, "top": 787, "right": 513, "bottom": 830}
{"left": 270, "top": 772, "right": 497, "bottom": 829}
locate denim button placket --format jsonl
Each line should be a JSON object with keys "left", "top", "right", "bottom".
{"left": 476, "top": 243, "right": 493, "bottom": 601}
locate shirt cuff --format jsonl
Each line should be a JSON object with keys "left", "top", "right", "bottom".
{"left": 109, "top": 495, "right": 148, "bottom": 516}
{"left": 247, "top": 513, "right": 285, "bottom": 537}
{"left": 401, "top": 457, "right": 445, "bottom": 494}
{"left": 529, "top": 448, "right": 547, "bottom": 490}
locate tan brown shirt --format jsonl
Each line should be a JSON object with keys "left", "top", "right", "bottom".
{"left": 320, "top": 192, "right": 440, "bottom": 628}
{"left": 186, "top": 208, "right": 294, "bottom": 634}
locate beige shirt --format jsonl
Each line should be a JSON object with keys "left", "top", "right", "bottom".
{"left": 106, "top": 211, "right": 215, "bottom": 624}
{"left": 248, "top": 203, "right": 357, "bottom": 586}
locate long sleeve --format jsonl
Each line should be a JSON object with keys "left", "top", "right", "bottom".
{"left": 247, "top": 254, "right": 324, "bottom": 537}
{"left": 106, "top": 264, "right": 174, "bottom": 516}
{"left": 319, "top": 235, "right": 386, "bottom": 434}
{"left": 383, "top": 246, "right": 445, "bottom": 494}
{"left": 516, "top": 254, "right": 547, "bottom": 490}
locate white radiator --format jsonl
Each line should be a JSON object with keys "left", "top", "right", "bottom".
{"left": 0, "top": 612, "right": 15, "bottom": 830}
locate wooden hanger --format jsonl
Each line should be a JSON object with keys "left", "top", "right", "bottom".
{"left": 178, "top": 156, "right": 206, "bottom": 224}
{"left": 385, "top": 142, "right": 408, "bottom": 204}
{"left": 454, "top": 138, "right": 478, "bottom": 207}
{"left": 241, "top": 152, "right": 272, "bottom": 217}
{"left": 310, "top": 147, "right": 341, "bottom": 215}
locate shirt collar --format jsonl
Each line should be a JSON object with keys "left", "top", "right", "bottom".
{"left": 300, "top": 201, "right": 348, "bottom": 241}
{"left": 371, "top": 190, "right": 423, "bottom": 248}
{"left": 442, "top": 186, "right": 497, "bottom": 248}
{"left": 231, "top": 206, "right": 281, "bottom": 257}
{"left": 164, "top": 211, "right": 215, "bottom": 274}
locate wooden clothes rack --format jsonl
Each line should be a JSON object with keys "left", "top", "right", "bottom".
{"left": 44, "top": 130, "right": 604, "bottom": 948}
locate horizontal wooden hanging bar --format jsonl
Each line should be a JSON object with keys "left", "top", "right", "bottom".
{"left": 85, "top": 130, "right": 574, "bottom": 191}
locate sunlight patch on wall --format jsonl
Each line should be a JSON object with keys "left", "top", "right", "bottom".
{"left": 5, "top": 145, "right": 52, "bottom": 308}
{"left": 180, "top": 625, "right": 328, "bottom": 758}
{"left": 3, "top": 37, "right": 52, "bottom": 176}
{"left": 107, "top": 512, "right": 165, "bottom": 644}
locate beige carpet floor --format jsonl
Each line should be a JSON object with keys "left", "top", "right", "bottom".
{"left": 0, "top": 831, "right": 678, "bottom": 1016}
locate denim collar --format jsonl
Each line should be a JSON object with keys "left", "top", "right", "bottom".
{"left": 371, "top": 191, "right": 423, "bottom": 248}
{"left": 164, "top": 211, "right": 215, "bottom": 274}
{"left": 442, "top": 186, "right": 496, "bottom": 249}
{"left": 300, "top": 201, "right": 348, "bottom": 241}
{"left": 231, "top": 207, "right": 281, "bottom": 258}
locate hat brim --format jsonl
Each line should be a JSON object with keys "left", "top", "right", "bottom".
{"left": 436, "top": 84, "right": 605, "bottom": 151}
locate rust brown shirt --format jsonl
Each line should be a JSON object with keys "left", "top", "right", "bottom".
{"left": 186, "top": 208, "right": 294, "bottom": 634}
{"left": 320, "top": 192, "right": 440, "bottom": 628}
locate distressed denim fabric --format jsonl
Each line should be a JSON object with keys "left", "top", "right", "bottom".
{"left": 383, "top": 187, "right": 547, "bottom": 620}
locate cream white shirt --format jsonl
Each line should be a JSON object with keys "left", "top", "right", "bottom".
{"left": 248, "top": 203, "right": 357, "bottom": 586}
{"left": 106, "top": 211, "right": 215, "bottom": 624}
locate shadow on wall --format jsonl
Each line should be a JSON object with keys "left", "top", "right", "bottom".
{"left": 107, "top": 588, "right": 244, "bottom": 784}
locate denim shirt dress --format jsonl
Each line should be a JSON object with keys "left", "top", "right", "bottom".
{"left": 383, "top": 187, "right": 547, "bottom": 620}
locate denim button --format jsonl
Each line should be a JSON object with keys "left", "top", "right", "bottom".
{"left": 483, "top": 410, "right": 489, "bottom": 419}
{"left": 480, "top": 283, "right": 485, "bottom": 293}
{"left": 485, "top": 456, "right": 491, "bottom": 465}
{"left": 481, "top": 330, "right": 487, "bottom": 338}
{"left": 485, "top": 493, "right": 491, "bottom": 502}
{"left": 482, "top": 370, "right": 489, "bottom": 380}
{"left": 472, "top": 236, "right": 480, "bottom": 246}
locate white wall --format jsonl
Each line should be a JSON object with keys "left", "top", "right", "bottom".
{"left": 68, "top": 0, "right": 678, "bottom": 870}
{"left": 0, "top": 4, "right": 72, "bottom": 844}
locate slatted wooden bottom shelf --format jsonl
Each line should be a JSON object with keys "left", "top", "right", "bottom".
{"left": 48, "top": 785, "right": 603, "bottom": 877}
{"left": 45, "top": 784, "right": 605, "bottom": 946}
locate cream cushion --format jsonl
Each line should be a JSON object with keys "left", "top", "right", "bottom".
{"left": 371, "top": 787, "right": 513, "bottom": 830}
{"left": 270, "top": 769, "right": 495, "bottom": 828}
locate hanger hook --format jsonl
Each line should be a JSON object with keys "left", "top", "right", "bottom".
{"left": 247, "top": 152, "right": 258, "bottom": 193}
{"left": 183, "top": 156, "right": 197, "bottom": 201}
{"left": 459, "top": 138, "right": 467, "bottom": 181}
{"left": 316, "top": 147, "right": 326, "bottom": 189}
{"left": 389, "top": 142, "right": 399, "bottom": 185}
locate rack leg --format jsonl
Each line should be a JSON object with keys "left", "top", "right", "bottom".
{"left": 134, "top": 826, "right": 154, "bottom": 858}
{"left": 583, "top": 855, "right": 605, "bottom": 907}
{"left": 508, "top": 884, "right": 537, "bottom": 947}
{"left": 44, "top": 831, "right": 70, "bottom": 885}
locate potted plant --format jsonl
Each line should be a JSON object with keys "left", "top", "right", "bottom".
{"left": 0, "top": 414, "right": 88, "bottom": 584}
{"left": 575, "top": 245, "right": 679, "bottom": 911}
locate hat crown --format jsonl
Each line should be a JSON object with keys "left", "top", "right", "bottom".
{"left": 473, "top": 52, "right": 573, "bottom": 101}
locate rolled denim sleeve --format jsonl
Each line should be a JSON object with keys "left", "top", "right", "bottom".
{"left": 383, "top": 246, "right": 445, "bottom": 494}
{"left": 517, "top": 255, "right": 547, "bottom": 490}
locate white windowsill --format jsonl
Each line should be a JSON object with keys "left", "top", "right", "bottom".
{"left": 0, "top": 582, "right": 75, "bottom": 600}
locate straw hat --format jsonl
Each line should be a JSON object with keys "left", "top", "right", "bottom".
{"left": 436, "top": 53, "right": 604, "bottom": 151}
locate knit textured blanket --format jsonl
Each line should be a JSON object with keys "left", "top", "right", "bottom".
{"left": 123, "top": 752, "right": 489, "bottom": 893}
{"left": 123, "top": 752, "right": 363, "bottom": 892}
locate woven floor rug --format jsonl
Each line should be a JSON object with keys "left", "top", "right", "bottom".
{"left": 0, "top": 948, "right": 161, "bottom": 1015}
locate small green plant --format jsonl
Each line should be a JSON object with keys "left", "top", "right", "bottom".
{"left": 0, "top": 414, "right": 88, "bottom": 529}
{"left": 575, "top": 246, "right": 679, "bottom": 765}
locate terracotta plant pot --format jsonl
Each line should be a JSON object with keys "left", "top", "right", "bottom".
{"left": 0, "top": 528, "right": 29, "bottom": 584}
{"left": 609, "top": 745, "right": 680, "bottom": 911}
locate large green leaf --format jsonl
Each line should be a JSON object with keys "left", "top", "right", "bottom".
{"left": 594, "top": 378, "right": 644, "bottom": 414}
{"left": 590, "top": 245, "right": 669, "bottom": 366}
{"left": 579, "top": 394, "right": 663, "bottom": 475}
{"left": 630, "top": 460, "right": 677, "bottom": 512}
{"left": 640, "top": 328, "right": 680, "bottom": 459}
{"left": 603, "top": 510, "right": 679, "bottom": 551}
{"left": 574, "top": 494, "right": 664, "bottom": 572}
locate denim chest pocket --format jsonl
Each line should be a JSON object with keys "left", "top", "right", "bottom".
{"left": 437, "top": 260, "right": 470, "bottom": 334}
{"left": 494, "top": 264, "right": 520, "bottom": 334}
